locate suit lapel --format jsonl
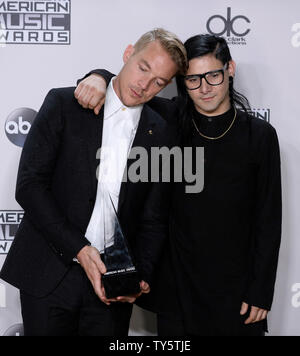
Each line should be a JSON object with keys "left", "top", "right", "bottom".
{"left": 117, "top": 105, "right": 158, "bottom": 213}
{"left": 82, "top": 107, "right": 104, "bottom": 197}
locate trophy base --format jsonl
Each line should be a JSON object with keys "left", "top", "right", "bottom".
{"left": 102, "top": 269, "right": 141, "bottom": 299}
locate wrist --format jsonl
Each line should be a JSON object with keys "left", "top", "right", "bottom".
{"left": 76, "top": 244, "right": 91, "bottom": 260}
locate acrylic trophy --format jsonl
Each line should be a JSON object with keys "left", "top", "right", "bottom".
{"left": 100, "top": 183, "right": 140, "bottom": 299}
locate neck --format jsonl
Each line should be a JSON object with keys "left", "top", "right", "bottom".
{"left": 112, "top": 76, "right": 122, "bottom": 102}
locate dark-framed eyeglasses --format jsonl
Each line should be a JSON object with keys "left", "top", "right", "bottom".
{"left": 184, "top": 63, "right": 228, "bottom": 90}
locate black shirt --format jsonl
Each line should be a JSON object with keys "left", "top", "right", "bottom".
{"left": 169, "top": 107, "right": 281, "bottom": 334}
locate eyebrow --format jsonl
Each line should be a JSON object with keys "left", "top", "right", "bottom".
{"left": 140, "top": 59, "right": 169, "bottom": 83}
{"left": 186, "top": 64, "right": 227, "bottom": 77}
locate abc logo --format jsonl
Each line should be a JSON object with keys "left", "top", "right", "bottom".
{"left": 5, "top": 108, "right": 37, "bottom": 147}
{"left": 207, "top": 7, "right": 251, "bottom": 37}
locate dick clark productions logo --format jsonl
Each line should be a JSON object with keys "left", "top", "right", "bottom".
{"left": 5, "top": 107, "right": 37, "bottom": 147}
{"left": 207, "top": 7, "right": 251, "bottom": 45}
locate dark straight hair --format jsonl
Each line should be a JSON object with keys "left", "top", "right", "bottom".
{"left": 176, "top": 34, "right": 251, "bottom": 142}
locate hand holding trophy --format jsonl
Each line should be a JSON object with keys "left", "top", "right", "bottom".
{"left": 100, "top": 183, "right": 141, "bottom": 299}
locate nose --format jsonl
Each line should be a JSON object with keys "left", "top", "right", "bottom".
{"left": 138, "top": 79, "right": 151, "bottom": 91}
{"left": 200, "top": 79, "right": 212, "bottom": 95}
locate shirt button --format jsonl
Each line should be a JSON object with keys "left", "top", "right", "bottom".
{"left": 122, "top": 107, "right": 126, "bottom": 111}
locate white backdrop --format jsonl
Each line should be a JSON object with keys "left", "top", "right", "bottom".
{"left": 0, "top": 0, "right": 300, "bottom": 336}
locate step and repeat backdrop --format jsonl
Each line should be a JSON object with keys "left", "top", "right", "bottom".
{"left": 0, "top": 0, "right": 299, "bottom": 336}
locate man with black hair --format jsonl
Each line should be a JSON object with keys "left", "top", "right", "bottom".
{"left": 75, "top": 34, "right": 281, "bottom": 336}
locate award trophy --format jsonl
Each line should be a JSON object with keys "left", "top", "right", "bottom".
{"left": 100, "top": 184, "right": 141, "bottom": 299}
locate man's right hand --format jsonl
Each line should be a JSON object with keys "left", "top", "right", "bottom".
{"left": 74, "top": 73, "right": 107, "bottom": 115}
{"left": 76, "top": 245, "right": 115, "bottom": 305}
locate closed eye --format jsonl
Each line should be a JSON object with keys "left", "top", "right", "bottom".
{"left": 139, "top": 65, "right": 147, "bottom": 72}
{"left": 155, "top": 80, "right": 164, "bottom": 87}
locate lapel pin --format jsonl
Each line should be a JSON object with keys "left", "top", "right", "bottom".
{"left": 148, "top": 130, "right": 153, "bottom": 135}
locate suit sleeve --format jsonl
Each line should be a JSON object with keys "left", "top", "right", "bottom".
{"left": 15, "top": 89, "right": 90, "bottom": 265}
{"left": 134, "top": 181, "right": 171, "bottom": 286}
{"left": 133, "top": 126, "right": 177, "bottom": 286}
{"left": 244, "top": 125, "right": 282, "bottom": 310}
{"left": 77, "top": 69, "right": 115, "bottom": 87}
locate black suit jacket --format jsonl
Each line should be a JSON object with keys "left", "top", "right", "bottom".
{"left": 0, "top": 87, "right": 176, "bottom": 301}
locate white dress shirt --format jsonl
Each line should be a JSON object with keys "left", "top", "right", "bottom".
{"left": 85, "top": 78, "right": 143, "bottom": 253}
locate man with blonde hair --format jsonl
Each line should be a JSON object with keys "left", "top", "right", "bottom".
{"left": 76, "top": 28, "right": 187, "bottom": 114}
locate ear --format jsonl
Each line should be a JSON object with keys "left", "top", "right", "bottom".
{"left": 227, "top": 60, "right": 236, "bottom": 78}
{"left": 123, "top": 44, "right": 135, "bottom": 64}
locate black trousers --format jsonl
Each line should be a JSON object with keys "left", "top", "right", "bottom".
{"left": 20, "top": 263, "right": 133, "bottom": 336}
{"left": 157, "top": 311, "right": 266, "bottom": 337}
